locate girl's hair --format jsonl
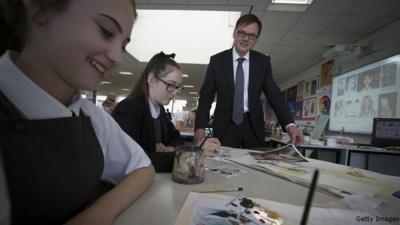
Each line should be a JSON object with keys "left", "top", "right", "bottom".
{"left": 0, "top": 0, "right": 137, "bottom": 55}
{"left": 128, "top": 52, "right": 181, "bottom": 100}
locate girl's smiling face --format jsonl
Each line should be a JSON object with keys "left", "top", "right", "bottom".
{"left": 22, "top": 0, "right": 135, "bottom": 94}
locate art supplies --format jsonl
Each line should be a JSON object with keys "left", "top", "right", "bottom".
{"left": 172, "top": 145, "right": 205, "bottom": 184}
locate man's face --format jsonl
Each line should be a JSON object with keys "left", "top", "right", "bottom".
{"left": 233, "top": 22, "right": 259, "bottom": 56}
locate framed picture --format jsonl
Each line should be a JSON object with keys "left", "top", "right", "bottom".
{"left": 302, "top": 97, "right": 318, "bottom": 120}
{"left": 296, "top": 80, "right": 305, "bottom": 101}
{"left": 304, "top": 77, "right": 319, "bottom": 98}
{"left": 320, "top": 60, "right": 334, "bottom": 87}
{"left": 286, "top": 85, "right": 297, "bottom": 102}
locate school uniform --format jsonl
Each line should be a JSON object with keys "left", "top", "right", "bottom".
{"left": 112, "top": 96, "right": 184, "bottom": 172}
{"left": 0, "top": 51, "right": 151, "bottom": 225}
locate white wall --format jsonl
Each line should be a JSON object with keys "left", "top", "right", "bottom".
{"left": 279, "top": 18, "right": 400, "bottom": 90}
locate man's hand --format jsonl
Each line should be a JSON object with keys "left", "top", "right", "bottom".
{"left": 200, "top": 138, "right": 221, "bottom": 157}
{"left": 286, "top": 125, "right": 304, "bottom": 146}
{"left": 194, "top": 129, "right": 221, "bottom": 157}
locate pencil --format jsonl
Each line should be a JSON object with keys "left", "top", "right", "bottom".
{"left": 193, "top": 187, "right": 244, "bottom": 193}
{"left": 300, "top": 169, "right": 319, "bottom": 225}
{"left": 198, "top": 132, "right": 212, "bottom": 149}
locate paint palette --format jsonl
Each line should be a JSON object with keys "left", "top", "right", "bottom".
{"left": 224, "top": 195, "right": 283, "bottom": 225}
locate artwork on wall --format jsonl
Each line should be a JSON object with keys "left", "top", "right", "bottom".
{"left": 304, "top": 78, "right": 318, "bottom": 98}
{"left": 296, "top": 80, "right": 305, "bottom": 101}
{"left": 330, "top": 53, "right": 400, "bottom": 134}
{"left": 317, "top": 85, "right": 332, "bottom": 115}
{"left": 319, "top": 96, "right": 331, "bottom": 114}
{"left": 320, "top": 60, "right": 335, "bottom": 87}
{"left": 295, "top": 101, "right": 303, "bottom": 120}
{"left": 302, "top": 97, "right": 318, "bottom": 120}
{"left": 286, "top": 85, "right": 297, "bottom": 102}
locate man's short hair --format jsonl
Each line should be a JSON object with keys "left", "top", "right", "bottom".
{"left": 235, "top": 14, "right": 262, "bottom": 35}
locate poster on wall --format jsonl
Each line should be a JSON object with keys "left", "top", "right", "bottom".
{"left": 320, "top": 60, "right": 335, "bottom": 87}
{"left": 295, "top": 101, "right": 303, "bottom": 119}
{"left": 319, "top": 96, "right": 331, "bottom": 115}
{"left": 330, "top": 54, "right": 400, "bottom": 134}
{"left": 286, "top": 85, "right": 297, "bottom": 102}
{"left": 317, "top": 85, "right": 332, "bottom": 115}
{"left": 302, "top": 97, "right": 318, "bottom": 120}
{"left": 296, "top": 80, "right": 305, "bottom": 101}
{"left": 304, "top": 78, "right": 318, "bottom": 98}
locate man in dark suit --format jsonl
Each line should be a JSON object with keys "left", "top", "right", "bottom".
{"left": 194, "top": 14, "right": 303, "bottom": 148}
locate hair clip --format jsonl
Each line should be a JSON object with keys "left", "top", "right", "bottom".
{"left": 168, "top": 53, "right": 176, "bottom": 59}
{"left": 160, "top": 51, "right": 176, "bottom": 59}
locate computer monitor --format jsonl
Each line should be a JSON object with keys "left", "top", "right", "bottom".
{"left": 371, "top": 118, "right": 400, "bottom": 147}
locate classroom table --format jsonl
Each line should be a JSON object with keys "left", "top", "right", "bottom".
{"left": 268, "top": 137, "right": 400, "bottom": 176}
{"left": 113, "top": 158, "right": 400, "bottom": 225}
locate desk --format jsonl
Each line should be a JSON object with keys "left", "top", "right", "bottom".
{"left": 268, "top": 137, "right": 345, "bottom": 164}
{"left": 268, "top": 137, "right": 400, "bottom": 176}
{"left": 113, "top": 159, "right": 336, "bottom": 225}
{"left": 113, "top": 159, "right": 399, "bottom": 225}
{"left": 347, "top": 146, "right": 400, "bottom": 176}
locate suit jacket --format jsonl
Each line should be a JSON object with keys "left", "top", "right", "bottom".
{"left": 196, "top": 49, "right": 294, "bottom": 143}
{"left": 112, "top": 96, "right": 183, "bottom": 172}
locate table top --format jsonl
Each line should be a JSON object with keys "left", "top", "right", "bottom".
{"left": 269, "top": 137, "right": 400, "bottom": 154}
{"left": 113, "top": 159, "right": 351, "bottom": 225}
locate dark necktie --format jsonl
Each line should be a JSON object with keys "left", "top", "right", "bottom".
{"left": 232, "top": 58, "right": 245, "bottom": 125}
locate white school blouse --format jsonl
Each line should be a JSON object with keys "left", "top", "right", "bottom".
{"left": 0, "top": 51, "right": 151, "bottom": 184}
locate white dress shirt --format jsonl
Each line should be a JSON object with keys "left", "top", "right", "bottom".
{"left": 0, "top": 51, "right": 151, "bottom": 184}
{"left": 148, "top": 99, "right": 160, "bottom": 119}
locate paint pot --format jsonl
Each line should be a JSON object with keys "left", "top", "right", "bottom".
{"left": 172, "top": 145, "right": 205, "bottom": 184}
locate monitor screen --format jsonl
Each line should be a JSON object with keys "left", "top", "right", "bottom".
{"left": 371, "top": 118, "right": 400, "bottom": 147}
{"left": 329, "top": 54, "right": 400, "bottom": 134}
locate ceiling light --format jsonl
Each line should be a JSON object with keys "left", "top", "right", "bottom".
{"left": 101, "top": 81, "right": 111, "bottom": 85}
{"left": 97, "top": 95, "right": 107, "bottom": 101}
{"left": 121, "top": 88, "right": 130, "bottom": 91}
{"left": 271, "top": 0, "right": 313, "bottom": 4}
{"left": 183, "top": 85, "right": 195, "bottom": 88}
{"left": 268, "top": 1, "right": 312, "bottom": 12}
{"left": 183, "top": 74, "right": 189, "bottom": 78}
{"left": 126, "top": 10, "right": 241, "bottom": 64}
{"left": 189, "top": 92, "right": 198, "bottom": 95}
{"left": 119, "top": 71, "right": 133, "bottom": 75}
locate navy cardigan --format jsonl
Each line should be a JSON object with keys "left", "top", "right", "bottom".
{"left": 112, "top": 96, "right": 183, "bottom": 172}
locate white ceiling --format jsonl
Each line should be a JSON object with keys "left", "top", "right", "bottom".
{"left": 98, "top": 0, "right": 400, "bottom": 101}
